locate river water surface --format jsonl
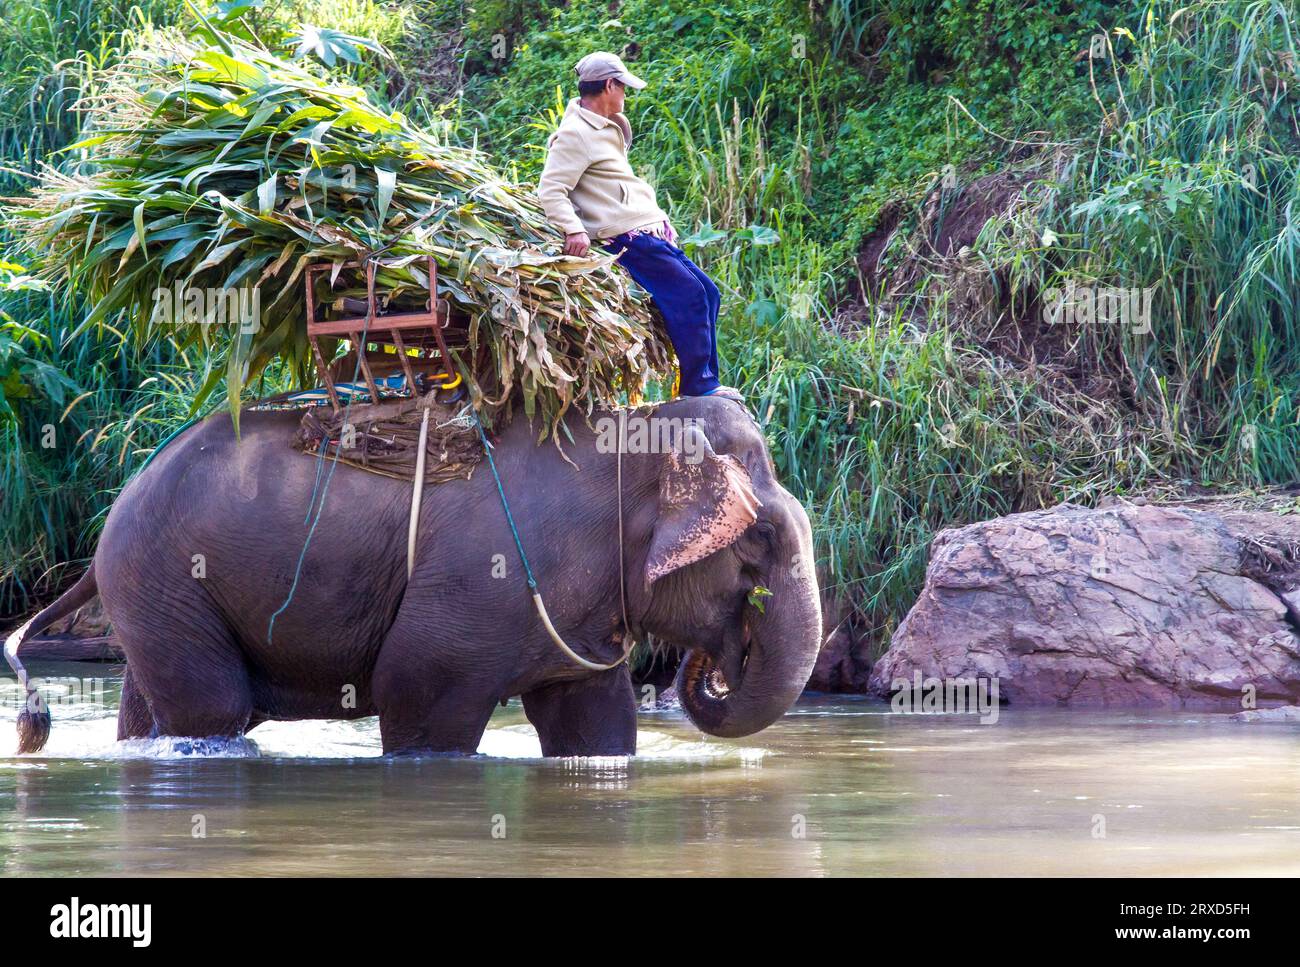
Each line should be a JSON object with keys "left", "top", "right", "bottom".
{"left": 2, "top": 661, "right": 1298, "bottom": 876}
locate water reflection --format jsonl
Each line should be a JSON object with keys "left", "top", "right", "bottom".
{"left": 1, "top": 663, "right": 1298, "bottom": 876}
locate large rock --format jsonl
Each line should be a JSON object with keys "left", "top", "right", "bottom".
{"left": 1231, "top": 705, "right": 1300, "bottom": 723}
{"left": 807, "top": 609, "right": 873, "bottom": 693}
{"left": 869, "top": 503, "right": 1300, "bottom": 709}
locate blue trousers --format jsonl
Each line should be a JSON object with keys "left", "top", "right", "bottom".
{"left": 604, "top": 232, "right": 721, "bottom": 396}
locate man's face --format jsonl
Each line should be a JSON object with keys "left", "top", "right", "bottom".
{"left": 606, "top": 79, "right": 626, "bottom": 113}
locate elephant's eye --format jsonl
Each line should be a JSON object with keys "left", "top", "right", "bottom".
{"left": 738, "top": 520, "right": 776, "bottom": 568}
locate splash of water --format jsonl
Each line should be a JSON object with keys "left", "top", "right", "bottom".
{"left": 0, "top": 696, "right": 766, "bottom": 763}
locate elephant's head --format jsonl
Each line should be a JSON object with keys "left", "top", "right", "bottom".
{"left": 632, "top": 398, "right": 822, "bottom": 738}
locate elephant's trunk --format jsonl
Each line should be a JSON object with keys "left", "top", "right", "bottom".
{"left": 676, "top": 555, "right": 822, "bottom": 739}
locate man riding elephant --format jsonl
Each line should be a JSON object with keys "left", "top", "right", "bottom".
{"left": 537, "top": 52, "right": 740, "bottom": 402}
{"left": 3, "top": 59, "right": 823, "bottom": 760}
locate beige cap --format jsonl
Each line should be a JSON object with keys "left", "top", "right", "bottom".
{"left": 574, "top": 51, "right": 646, "bottom": 90}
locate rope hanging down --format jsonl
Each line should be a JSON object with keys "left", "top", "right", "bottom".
{"left": 266, "top": 257, "right": 379, "bottom": 644}
{"left": 473, "top": 409, "right": 634, "bottom": 672}
{"left": 272, "top": 229, "right": 445, "bottom": 636}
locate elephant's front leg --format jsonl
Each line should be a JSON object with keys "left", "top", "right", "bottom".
{"left": 522, "top": 666, "right": 638, "bottom": 757}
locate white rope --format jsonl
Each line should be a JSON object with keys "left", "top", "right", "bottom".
{"left": 529, "top": 406, "right": 634, "bottom": 671}
{"left": 617, "top": 406, "right": 631, "bottom": 638}
{"left": 410, "top": 403, "right": 634, "bottom": 670}
{"left": 407, "top": 404, "right": 432, "bottom": 578}
{"left": 436, "top": 404, "right": 476, "bottom": 431}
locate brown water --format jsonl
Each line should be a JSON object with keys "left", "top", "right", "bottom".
{"left": 2, "top": 661, "right": 1299, "bottom": 876}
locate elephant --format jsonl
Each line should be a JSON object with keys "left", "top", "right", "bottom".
{"left": 4, "top": 395, "right": 822, "bottom": 757}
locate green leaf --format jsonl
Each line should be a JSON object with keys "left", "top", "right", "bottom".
{"left": 257, "top": 173, "right": 277, "bottom": 214}
{"left": 736, "top": 224, "right": 780, "bottom": 245}
{"left": 132, "top": 202, "right": 149, "bottom": 260}
{"left": 183, "top": 0, "right": 236, "bottom": 56}
{"left": 57, "top": 134, "right": 113, "bottom": 153}
{"left": 213, "top": 0, "right": 265, "bottom": 21}
{"left": 375, "top": 167, "right": 396, "bottom": 224}
{"left": 195, "top": 49, "right": 268, "bottom": 88}
{"left": 681, "top": 222, "right": 727, "bottom": 247}
{"left": 289, "top": 26, "right": 389, "bottom": 68}
{"left": 746, "top": 299, "right": 779, "bottom": 326}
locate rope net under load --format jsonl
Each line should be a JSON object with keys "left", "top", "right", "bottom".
{"left": 293, "top": 395, "right": 482, "bottom": 485}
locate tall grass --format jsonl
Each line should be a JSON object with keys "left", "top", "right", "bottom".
{"left": 0, "top": 280, "right": 206, "bottom": 615}
{"left": 1047, "top": 0, "right": 1300, "bottom": 484}
{"left": 911, "top": 0, "right": 1300, "bottom": 485}
{"left": 0, "top": 0, "right": 411, "bottom": 616}
{"left": 0, "top": 0, "right": 182, "bottom": 615}
{"left": 0, "top": 0, "right": 178, "bottom": 189}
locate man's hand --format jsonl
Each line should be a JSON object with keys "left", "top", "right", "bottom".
{"left": 564, "top": 232, "right": 591, "bottom": 257}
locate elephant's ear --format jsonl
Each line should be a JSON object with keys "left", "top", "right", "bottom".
{"left": 646, "top": 427, "right": 761, "bottom": 584}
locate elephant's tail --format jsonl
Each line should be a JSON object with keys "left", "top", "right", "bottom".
{"left": 4, "top": 562, "right": 99, "bottom": 754}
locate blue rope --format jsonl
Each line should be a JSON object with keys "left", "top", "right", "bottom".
{"left": 474, "top": 412, "right": 537, "bottom": 591}
{"left": 134, "top": 416, "right": 199, "bottom": 476}
{"left": 267, "top": 287, "right": 375, "bottom": 644}
{"left": 306, "top": 432, "right": 329, "bottom": 524}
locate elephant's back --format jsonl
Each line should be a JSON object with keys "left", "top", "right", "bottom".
{"left": 95, "top": 408, "right": 411, "bottom": 648}
{"left": 107, "top": 409, "right": 310, "bottom": 530}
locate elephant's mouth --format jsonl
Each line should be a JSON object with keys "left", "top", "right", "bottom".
{"left": 701, "top": 663, "right": 731, "bottom": 700}
{"left": 680, "top": 617, "right": 753, "bottom": 701}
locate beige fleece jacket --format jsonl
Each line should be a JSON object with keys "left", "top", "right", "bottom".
{"left": 537, "top": 99, "right": 667, "bottom": 240}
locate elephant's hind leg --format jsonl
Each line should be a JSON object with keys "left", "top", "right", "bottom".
{"left": 116, "top": 664, "right": 156, "bottom": 740}
{"left": 522, "top": 666, "right": 638, "bottom": 757}
{"left": 109, "top": 604, "right": 253, "bottom": 740}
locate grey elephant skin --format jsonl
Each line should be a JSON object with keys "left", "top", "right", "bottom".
{"left": 7, "top": 396, "right": 822, "bottom": 756}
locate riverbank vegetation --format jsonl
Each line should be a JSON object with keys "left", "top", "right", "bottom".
{"left": 3, "top": 0, "right": 1298, "bottom": 669}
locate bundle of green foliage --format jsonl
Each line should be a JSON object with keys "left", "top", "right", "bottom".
{"left": 7, "top": 22, "right": 671, "bottom": 436}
